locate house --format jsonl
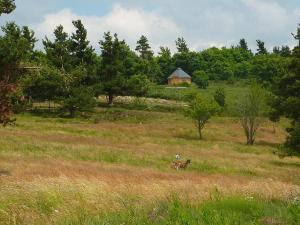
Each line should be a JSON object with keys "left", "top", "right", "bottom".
{"left": 168, "top": 68, "right": 192, "bottom": 85}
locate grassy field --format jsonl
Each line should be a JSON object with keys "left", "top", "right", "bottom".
{"left": 0, "top": 108, "right": 300, "bottom": 224}
{"left": 147, "top": 81, "right": 251, "bottom": 115}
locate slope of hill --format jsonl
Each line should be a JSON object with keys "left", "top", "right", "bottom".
{"left": 0, "top": 109, "right": 299, "bottom": 224}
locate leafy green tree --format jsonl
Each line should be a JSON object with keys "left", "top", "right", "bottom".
{"left": 173, "top": 51, "right": 203, "bottom": 76}
{"left": 185, "top": 94, "right": 220, "bottom": 139}
{"left": 250, "top": 54, "right": 289, "bottom": 84}
{"left": 22, "top": 66, "right": 65, "bottom": 104}
{"left": 99, "top": 32, "right": 128, "bottom": 105}
{"left": 135, "top": 35, "right": 153, "bottom": 60}
{"left": 237, "top": 83, "right": 267, "bottom": 145}
{"left": 127, "top": 74, "right": 150, "bottom": 97}
{"left": 256, "top": 40, "right": 268, "bottom": 55}
{"left": 214, "top": 88, "right": 226, "bottom": 107}
{"left": 193, "top": 70, "right": 209, "bottom": 89}
{"left": 234, "top": 61, "right": 251, "bottom": 79}
{"left": 0, "top": 0, "right": 15, "bottom": 15}
{"left": 176, "top": 37, "right": 189, "bottom": 53}
{"left": 207, "top": 60, "right": 234, "bottom": 80}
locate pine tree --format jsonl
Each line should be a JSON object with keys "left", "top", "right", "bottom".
{"left": 176, "top": 37, "right": 189, "bottom": 53}
{"left": 270, "top": 25, "right": 300, "bottom": 152}
{"left": 70, "top": 20, "right": 94, "bottom": 66}
{"left": 256, "top": 40, "right": 268, "bottom": 55}
{"left": 43, "top": 25, "right": 72, "bottom": 71}
{"left": 239, "top": 38, "right": 249, "bottom": 52}
{"left": 135, "top": 35, "right": 153, "bottom": 59}
{"left": 157, "top": 47, "right": 174, "bottom": 83}
{"left": 99, "top": 32, "right": 127, "bottom": 105}
{"left": 0, "top": 22, "right": 35, "bottom": 125}
{"left": 0, "top": 0, "right": 15, "bottom": 15}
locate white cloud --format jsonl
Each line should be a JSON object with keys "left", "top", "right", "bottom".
{"left": 33, "top": 5, "right": 181, "bottom": 53}
{"left": 242, "top": 0, "right": 289, "bottom": 31}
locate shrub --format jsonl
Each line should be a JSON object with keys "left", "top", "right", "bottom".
{"left": 127, "top": 74, "right": 151, "bottom": 97}
{"left": 193, "top": 70, "right": 209, "bottom": 89}
{"left": 214, "top": 87, "right": 226, "bottom": 107}
{"left": 62, "top": 87, "right": 96, "bottom": 118}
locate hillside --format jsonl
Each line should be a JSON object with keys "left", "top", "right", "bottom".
{"left": 0, "top": 108, "right": 299, "bottom": 224}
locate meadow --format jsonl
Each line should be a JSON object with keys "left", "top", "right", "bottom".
{"left": 0, "top": 100, "right": 300, "bottom": 224}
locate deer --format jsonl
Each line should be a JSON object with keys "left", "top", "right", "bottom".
{"left": 172, "top": 159, "right": 191, "bottom": 171}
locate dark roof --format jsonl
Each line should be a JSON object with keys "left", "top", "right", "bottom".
{"left": 168, "top": 68, "right": 191, "bottom": 79}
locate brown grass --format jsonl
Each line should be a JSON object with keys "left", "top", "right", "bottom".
{"left": 0, "top": 112, "right": 299, "bottom": 224}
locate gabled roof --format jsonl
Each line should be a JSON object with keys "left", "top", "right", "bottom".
{"left": 168, "top": 68, "right": 191, "bottom": 79}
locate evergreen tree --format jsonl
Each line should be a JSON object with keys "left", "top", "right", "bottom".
{"left": 0, "top": 22, "right": 35, "bottom": 125}
{"left": 280, "top": 46, "right": 292, "bottom": 57}
{"left": 157, "top": 47, "right": 175, "bottom": 83}
{"left": 135, "top": 35, "right": 153, "bottom": 59}
{"left": 22, "top": 26, "right": 38, "bottom": 61}
{"left": 176, "top": 37, "right": 189, "bottom": 53}
{"left": 0, "top": 0, "right": 15, "bottom": 15}
{"left": 271, "top": 25, "right": 300, "bottom": 152}
{"left": 273, "top": 46, "right": 291, "bottom": 57}
{"left": 239, "top": 38, "right": 249, "bottom": 52}
{"left": 273, "top": 46, "right": 280, "bottom": 55}
{"left": 256, "top": 40, "right": 268, "bottom": 55}
{"left": 292, "top": 26, "right": 300, "bottom": 46}
{"left": 43, "top": 25, "right": 72, "bottom": 72}
{"left": 99, "top": 32, "right": 127, "bottom": 105}
{"left": 70, "top": 20, "right": 94, "bottom": 66}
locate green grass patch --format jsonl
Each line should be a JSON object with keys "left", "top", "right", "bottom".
{"left": 60, "top": 196, "right": 300, "bottom": 225}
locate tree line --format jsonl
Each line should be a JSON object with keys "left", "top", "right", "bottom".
{"left": 0, "top": 0, "right": 299, "bottom": 153}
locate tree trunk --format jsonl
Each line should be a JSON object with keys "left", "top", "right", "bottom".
{"left": 272, "top": 123, "right": 276, "bottom": 134}
{"left": 198, "top": 120, "right": 202, "bottom": 140}
{"left": 69, "top": 107, "right": 75, "bottom": 118}
{"left": 108, "top": 94, "right": 114, "bottom": 107}
{"left": 247, "top": 129, "right": 255, "bottom": 145}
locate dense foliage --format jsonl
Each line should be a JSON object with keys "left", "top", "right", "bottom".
{"left": 270, "top": 25, "right": 300, "bottom": 152}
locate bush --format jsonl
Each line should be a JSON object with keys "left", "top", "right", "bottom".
{"left": 173, "top": 82, "right": 191, "bottom": 87}
{"left": 193, "top": 70, "right": 209, "bottom": 89}
{"left": 286, "top": 122, "right": 300, "bottom": 152}
{"left": 62, "top": 87, "right": 96, "bottom": 117}
{"left": 214, "top": 88, "right": 226, "bottom": 107}
{"left": 127, "top": 74, "right": 151, "bottom": 97}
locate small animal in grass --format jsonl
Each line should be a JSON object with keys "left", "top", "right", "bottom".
{"left": 172, "top": 159, "right": 191, "bottom": 171}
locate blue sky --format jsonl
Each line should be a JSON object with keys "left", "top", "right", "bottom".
{"left": 1, "top": 0, "right": 300, "bottom": 53}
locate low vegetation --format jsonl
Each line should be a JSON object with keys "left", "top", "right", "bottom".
{"left": 0, "top": 109, "right": 300, "bottom": 224}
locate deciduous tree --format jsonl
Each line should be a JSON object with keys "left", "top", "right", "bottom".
{"left": 237, "top": 83, "right": 267, "bottom": 145}
{"left": 185, "top": 94, "right": 220, "bottom": 139}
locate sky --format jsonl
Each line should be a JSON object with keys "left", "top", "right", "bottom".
{"left": 1, "top": 0, "right": 299, "bottom": 53}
